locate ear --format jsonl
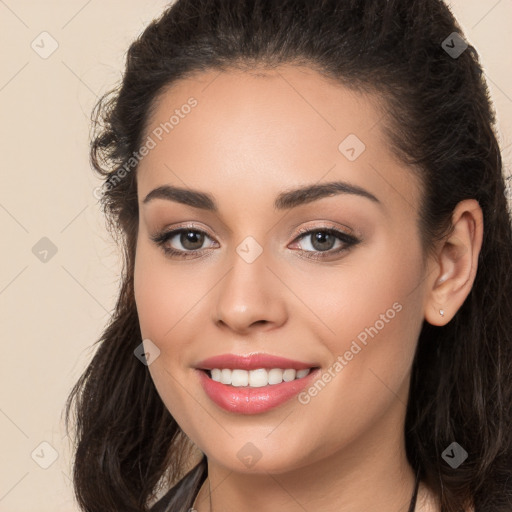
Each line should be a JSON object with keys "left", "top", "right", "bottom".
{"left": 424, "top": 199, "right": 484, "bottom": 326}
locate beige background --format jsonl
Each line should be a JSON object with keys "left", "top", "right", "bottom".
{"left": 0, "top": 1, "right": 511, "bottom": 510}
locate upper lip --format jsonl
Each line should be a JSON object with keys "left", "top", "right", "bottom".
{"left": 195, "top": 353, "right": 317, "bottom": 371}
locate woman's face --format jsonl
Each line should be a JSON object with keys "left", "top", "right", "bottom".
{"left": 134, "top": 65, "right": 431, "bottom": 474}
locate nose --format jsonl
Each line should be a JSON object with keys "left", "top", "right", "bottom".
{"left": 213, "top": 249, "right": 288, "bottom": 334}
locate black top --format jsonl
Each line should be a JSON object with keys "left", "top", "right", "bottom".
{"left": 149, "top": 457, "right": 207, "bottom": 512}
{"left": 150, "top": 460, "right": 421, "bottom": 512}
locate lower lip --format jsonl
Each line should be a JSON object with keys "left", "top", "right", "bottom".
{"left": 196, "top": 368, "right": 320, "bottom": 415}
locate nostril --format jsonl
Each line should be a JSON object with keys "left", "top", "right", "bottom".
{"left": 251, "top": 320, "right": 269, "bottom": 327}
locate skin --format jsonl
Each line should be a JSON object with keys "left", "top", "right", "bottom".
{"left": 133, "top": 65, "right": 483, "bottom": 512}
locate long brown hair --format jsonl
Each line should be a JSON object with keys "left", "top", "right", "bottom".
{"left": 66, "top": 1, "right": 512, "bottom": 510}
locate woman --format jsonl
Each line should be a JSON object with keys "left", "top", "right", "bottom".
{"left": 66, "top": 1, "right": 512, "bottom": 511}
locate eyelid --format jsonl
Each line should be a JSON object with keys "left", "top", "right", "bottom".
{"left": 293, "top": 221, "right": 356, "bottom": 239}
{"left": 150, "top": 222, "right": 217, "bottom": 246}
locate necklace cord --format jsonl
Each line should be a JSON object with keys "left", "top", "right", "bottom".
{"left": 408, "top": 470, "right": 421, "bottom": 512}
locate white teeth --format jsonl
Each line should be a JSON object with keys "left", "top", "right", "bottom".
{"left": 211, "top": 368, "right": 222, "bottom": 382}
{"left": 248, "top": 368, "right": 268, "bottom": 388}
{"left": 209, "top": 367, "right": 312, "bottom": 387}
{"left": 268, "top": 368, "right": 284, "bottom": 385}
{"left": 231, "top": 369, "right": 249, "bottom": 387}
{"left": 220, "top": 368, "right": 232, "bottom": 385}
{"left": 283, "top": 369, "right": 296, "bottom": 382}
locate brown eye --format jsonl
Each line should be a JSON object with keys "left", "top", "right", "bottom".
{"left": 307, "top": 230, "right": 337, "bottom": 251}
{"left": 179, "top": 230, "right": 206, "bottom": 250}
{"left": 150, "top": 227, "right": 217, "bottom": 259}
{"left": 291, "top": 227, "right": 360, "bottom": 261}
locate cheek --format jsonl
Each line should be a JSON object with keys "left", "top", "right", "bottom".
{"left": 133, "top": 242, "right": 204, "bottom": 428}
{"left": 134, "top": 240, "right": 199, "bottom": 341}
{"left": 314, "top": 239, "right": 425, "bottom": 406}
{"left": 301, "top": 228, "right": 424, "bottom": 350}
{"left": 289, "top": 253, "right": 425, "bottom": 460}
{"left": 133, "top": 239, "right": 219, "bottom": 379}
{"left": 134, "top": 245, "right": 172, "bottom": 339}
{"left": 307, "top": 233, "right": 425, "bottom": 389}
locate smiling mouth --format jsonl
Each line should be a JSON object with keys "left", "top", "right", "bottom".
{"left": 203, "top": 367, "right": 318, "bottom": 387}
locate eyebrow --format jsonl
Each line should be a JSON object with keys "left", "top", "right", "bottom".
{"left": 142, "top": 181, "right": 380, "bottom": 211}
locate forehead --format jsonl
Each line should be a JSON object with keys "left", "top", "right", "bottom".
{"left": 143, "top": 64, "right": 382, "bottom": 155}
{"left": 137, "top": 65, "right": 421, "bottom": 215}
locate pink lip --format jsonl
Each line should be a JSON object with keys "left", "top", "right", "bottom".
{"left": 196, "top": 368, "right": 320, "bottom": 416}
{"left": 195, "top": 353, "right": 316, "bottom": 371}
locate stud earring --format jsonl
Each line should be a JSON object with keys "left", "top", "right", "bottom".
{"left": 439, "top": 309, "right": 445, "bottom": 316}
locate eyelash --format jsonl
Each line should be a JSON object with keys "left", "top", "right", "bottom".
{"left": 150, "top": 223, "right": 360, "bottom": 261}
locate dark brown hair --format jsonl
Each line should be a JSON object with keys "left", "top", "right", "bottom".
{"left": 66, "top": 1, "right": 512, "bottom": 511}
